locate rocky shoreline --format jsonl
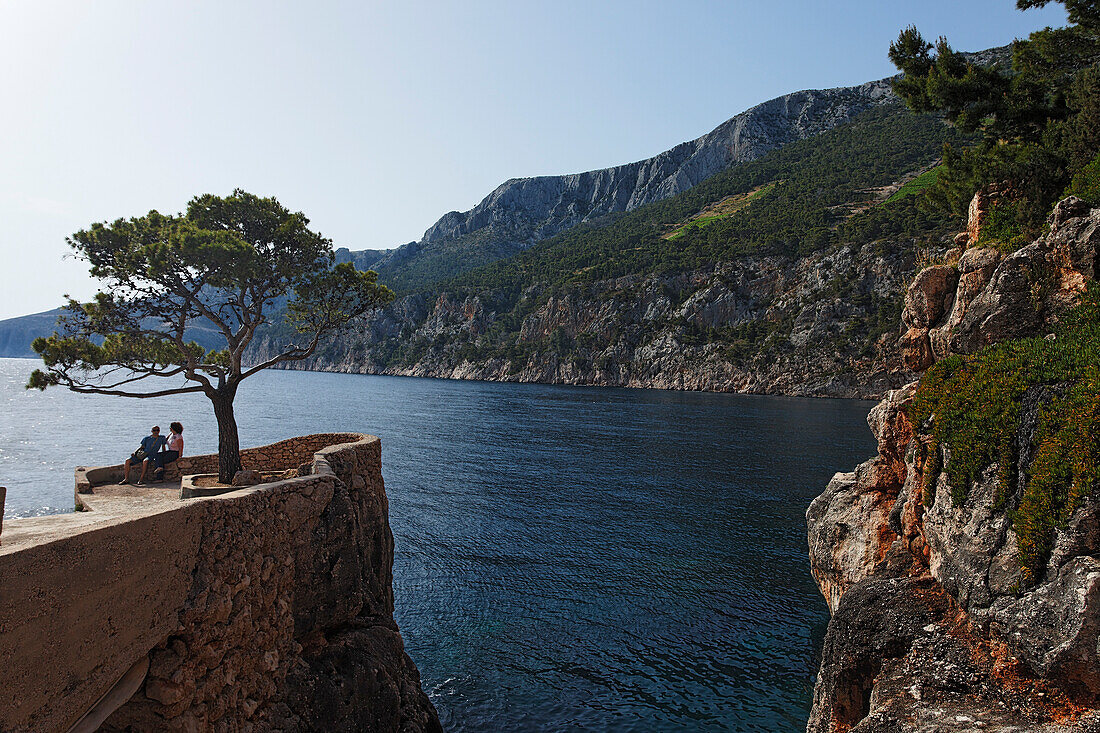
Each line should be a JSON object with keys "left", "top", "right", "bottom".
{"left": 253, "top": 239, "right": 924, "bottom": 401}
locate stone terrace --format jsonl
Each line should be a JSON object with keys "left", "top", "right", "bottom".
{"left": 3, "top": 433, "right": 366, "bottom": 555}
{"left": 0, "top": 433, "right": 440, "bottom": 732}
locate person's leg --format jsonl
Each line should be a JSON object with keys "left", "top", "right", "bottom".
{"left": 121, "top": 458, "right": 131, "bottom": 484}
{"left": 152, "top": 452, "right": 171, "bottom": 481}
{"left": 137, "top": 457, "right": 151, "bottom": 484}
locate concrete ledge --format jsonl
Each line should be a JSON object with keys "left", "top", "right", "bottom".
{"left": 74, "top": 433, "right": 366, "bottom": 497}
{"left": 179, "top": 474, "right": 232, "bottom": 500}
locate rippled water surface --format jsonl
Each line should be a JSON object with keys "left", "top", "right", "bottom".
{"left": 0, "top": 357, "right": 875, "bottom": 731}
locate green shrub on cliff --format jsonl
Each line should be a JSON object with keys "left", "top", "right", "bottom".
{"left": 909, "top": 284, "right": 1100, "bottom": 580}
{"left": 1065, "top": 151, "right": 1100, "bottom": 204}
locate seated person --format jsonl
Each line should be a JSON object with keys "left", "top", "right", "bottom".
{"left": 152, "top": 422, "right": 184, "bottom": 481}
{"left": 121, "top": 426, "right": 166, "bottom": 485}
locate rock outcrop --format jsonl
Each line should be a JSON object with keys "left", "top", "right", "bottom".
{"left": 807, "top": 199, "right": 1100, "bottom": 731}
{"left": 900, "top": 196, "right": 1100, "bottom": 372}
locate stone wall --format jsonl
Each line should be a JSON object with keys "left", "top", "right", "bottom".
{"left": 1, "top": 434, "right": 441, "bottom": 732}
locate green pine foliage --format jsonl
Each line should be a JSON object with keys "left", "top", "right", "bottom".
{"left": 888, "top": 2, "right": 1100, "bottom": 240}
{"left": 1065, "top": 150, "right": 1100, "bottom": 203}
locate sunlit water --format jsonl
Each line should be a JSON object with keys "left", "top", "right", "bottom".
{"left": 0, "top": 357, "right": 875, "bottom": 732}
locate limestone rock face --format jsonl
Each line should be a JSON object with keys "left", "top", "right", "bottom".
{"left": 806, "top": 577, "right": 950, "bottom": 733}
{"left": 902, "top": 265, "right": 958, "bottom": 329}
{"left": 989, "top": 556, "right": 1100, "bottom": 698}
{"left": 923, "top": 462, "right": 1024, "bottom": 612}
{"left": 900, "top": 197, "right": 1100, "bottom": 373}
{"left": 809, "top": 198, "right": 1100, "bottom": 731}
{"left": 807, "top": 383, "right": 915, "bottom": 613}
{"left": 812, "top": 578, "right": 1100, "bottom": 733}
{"left": 899, "top": 327, "right": 934, "bottom": 371}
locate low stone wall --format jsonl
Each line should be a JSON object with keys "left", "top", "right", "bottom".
{"left": 1, "top": 433, "right": 440, "bottom": 732}
{"left": 76, "top": 433, "right": 364, "bottom": 491}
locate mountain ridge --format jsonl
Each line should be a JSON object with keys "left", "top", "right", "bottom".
{"left": 359, "top": 45, "right": 1010, "bottom": 294}
{"left": 366, "top": 78, "right": 899, "bottom": 291}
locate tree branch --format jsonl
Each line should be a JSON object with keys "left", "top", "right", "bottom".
{"left": 240, "top": 332, "right": 323, "bottom": 379}
{"left": 68, "top": 384, "right": 207, "bottom": 399}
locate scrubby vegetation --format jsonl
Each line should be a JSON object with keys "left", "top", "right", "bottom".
{"left": 663, "top": 182, "right": 779, "bottom": 240}
{"left": 895, "top": 0, "right": 1100, "bottom": 582}
{"left": 909, "top": 285, "right": 1100, "bottom": 580}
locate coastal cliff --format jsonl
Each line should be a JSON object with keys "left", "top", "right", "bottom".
{"left": 245, "top": 101, "right": 967, "bottom": 397}
{"left": 0, "top": 434, "right": 441, "bottom": 732}
{"left": 806, "top": 198, "right": 1100, "bottom": 731}
{"left": 252, "top": 239, "right": 918, "bottom": 399}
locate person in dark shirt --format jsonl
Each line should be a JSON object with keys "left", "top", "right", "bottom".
{"left": 120, "top": 425, "right": 166, "bottom": 485}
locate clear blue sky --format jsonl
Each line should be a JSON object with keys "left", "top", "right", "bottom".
{"left": 0, "top": 0, "right": 1067, "bottom": 320}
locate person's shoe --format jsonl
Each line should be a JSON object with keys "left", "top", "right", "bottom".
{"left": 136, "top": 479, "right": 145, "bottom": 486}
{"left": 119, "top": 478, "right": 129, "bottom": 485}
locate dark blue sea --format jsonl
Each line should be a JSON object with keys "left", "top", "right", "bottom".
{"left": 0, "top": 357, "right": 875, "bottom": 732}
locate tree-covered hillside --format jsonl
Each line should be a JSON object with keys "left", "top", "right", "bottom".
{"left": 364, "top": 77, "right": 901, "bottom": 295}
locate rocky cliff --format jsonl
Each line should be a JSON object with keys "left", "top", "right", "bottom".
{"left": 251, "top": 237, "right": 920, "bottom": 399}
{"left": 806, "top": 198, "right": 1100, "bottom": 731}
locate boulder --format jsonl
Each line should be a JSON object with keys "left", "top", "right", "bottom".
{"left": 902, "top": 265, "right": 958, "bottom": 329}
{"left": 899, "top": 327, "right": 933, "bottom": 372}
{"left": 231, "top": 470, "right": 262, "bottom": 487}
{"left": 923, "top": 462, "right": 1023, "bottom": 612}
{"left": 806, "top": 577, "right": 951, "bottom": 733}
{"left": 989, "top": 555, "right": 1100, "bottom": 698}
{"left": 948, "top": 243, "right": 1043, "bottom": 353}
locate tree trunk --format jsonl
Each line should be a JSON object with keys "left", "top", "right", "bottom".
{"left": 210, "top": 388, "right": 241, "bottom": 484}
